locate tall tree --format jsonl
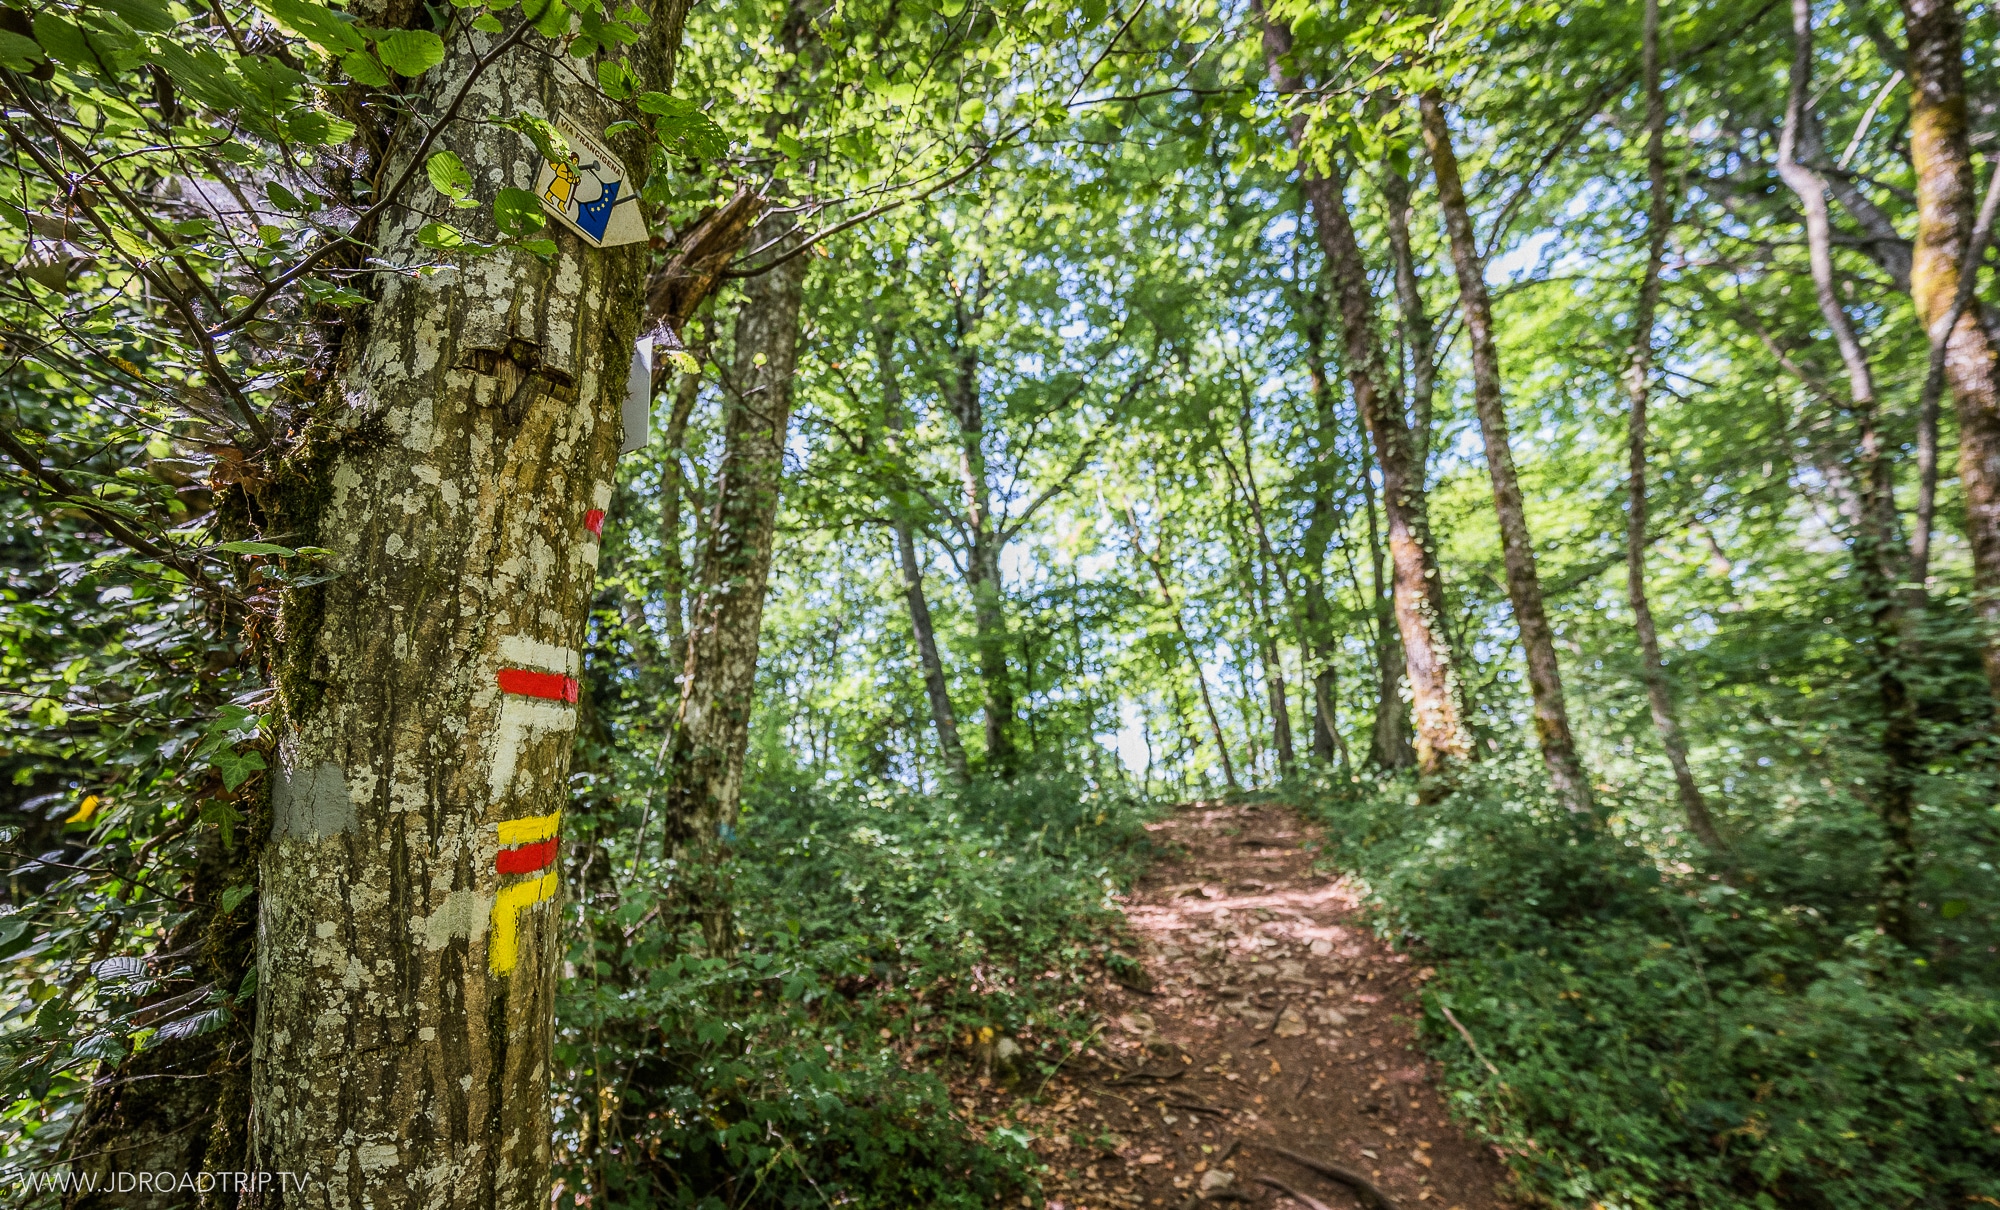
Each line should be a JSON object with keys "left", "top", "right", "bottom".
{"left": 1261, "top": 11, "right": 1473, "bottom": 780}
{"left": 658, "top": 217, "right": 810, "bottom": 951}
{"left": 1621, "top": 0, "right": 1725, "bottom": 854}
{"left": 939, "top": 282, "right": 1020, "bottom": 772}
{"left": 878, "top": 324, "right": 971, "bottom": 783}
{"left": 1778, "top": 0, "right": 1919, "bottom": 943}
{"left": 1901, "top": 0, "right": 2000, "bottom": 710}
{"left": 1418, "top": 91, "right": 1593, "bottom": 815}
{"left": 251, "top": 4, "right": 694, "bottom": 1201}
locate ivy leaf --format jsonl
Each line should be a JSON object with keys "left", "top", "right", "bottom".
{"left": 426, "top": 150, "right": 477, "bottom": 209}
{"left": 374, "top": 29, "right": 444, "bottom": 77}
{"left": 494, "top": 188, "right": 546, "bottom": 237}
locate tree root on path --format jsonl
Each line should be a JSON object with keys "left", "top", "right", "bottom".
{"left": 1247, "top": 1141, "right": 1402, "bottom": 1210}
{"left": 1252, "top": 1175, "right": 1336, "bottom": 1210}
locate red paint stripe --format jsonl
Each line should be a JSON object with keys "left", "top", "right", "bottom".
{"left": 584, "top": 509, "right": 604, "bottom": 537}
{"left": 496, "top": 838, "right": 558, "bottom": 875}
{"left": 497, "top": 668, "right": 578, "bottom": 703}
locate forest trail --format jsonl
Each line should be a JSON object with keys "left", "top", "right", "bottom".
{"left": 1008, "top": 800, "right": 1512, "bottom": 1210}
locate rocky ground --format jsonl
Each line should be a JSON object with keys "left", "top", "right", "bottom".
{"left": 955, "top": 800, "right": 1513, "bottom": 1210}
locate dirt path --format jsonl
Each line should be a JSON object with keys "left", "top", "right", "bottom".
{"left": 999, "top": 800, "right": 1512, "bottom": 1210}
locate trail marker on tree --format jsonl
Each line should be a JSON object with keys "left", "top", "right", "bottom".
{"left": 534, "top": 113, "right": 649, "bottom": 248}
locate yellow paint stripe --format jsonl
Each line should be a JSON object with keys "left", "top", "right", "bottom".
{"left": 495, "top": 809, "right": 561, "bottom": 845}
{"left": 488, "top": 870, "right": 559, "bottom": 975}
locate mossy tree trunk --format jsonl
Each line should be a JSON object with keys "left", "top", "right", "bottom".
{"left": 250, "top": 7, "right": 687, "bottom": 1205}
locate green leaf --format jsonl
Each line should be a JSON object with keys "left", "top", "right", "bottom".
{"left": 32, "top": 14, "right": 93, "bottom": 67}
{"left": 500, "top": 113, "right": 571, "bottom": 165}
{"left": 219, "top": 539, "right": 298, "bottom": 556}
{"left": 150, "top": 40, "right": 249, "bottom": 111}
{"left": 426, "top": 150, "right": 477, "bottom": 208}
{"left": 94, "top": 0, "right": 177, "bottom": 33}
{"left": 0, "top": 29, "right": 46, "bottom": 71}
{"left": 517, "top": 236, "right": 557, "bottom": 259}
{"left": 637, "top": 93, "right": 726, "bottom": 159}
{"left": 375, "top": 28, "right": 444, "bottom": 75}
{"left": 220, "top": 884, "right": 255, "bottom": 914}
{"left": 1940, "top": 899, "right": 1968, "bottom": 920}
{"left": 265, "top": 180, "right": 302, "bottom": 213}
{"left": 523, "top": 0, "right": 567, "bottom": 36}
{"left": 470, "top": 12, "right": 503, "bottom": 32}
{"left": 493, "top": 187, "right": 546, "bottom": 237}
{"left": 596, "top": 57, "right": 634, "bottom": 100}
{"left": 341, "top": 49, "right": 390, "bottom": 86}
{"left": 262, "top": 0, "right": 366, "bottom": 53}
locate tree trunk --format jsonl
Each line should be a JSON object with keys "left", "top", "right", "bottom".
{"left": 660, "top": 359, "right": 702, "bottom": 665}
{"left": 1623, "top": 0, "right": 1726, "bottom": 854}
{"left": 878, "top": 326, "right": 969, "bottom": 783}
{"left": 1127, "top": 507, "right": 1239, "bottom": 791}
{"left": 658, "top": 216, "right": 810, "bottom": 952}
{"left": 1419, "top": 91, "right": 1592, "bottom": 816}
{"left": 1258, "top": 13, "right": 1470, "bottom": 779}
{"left": 1781, "top": 0, "right": 1919, "bottom": 945}
{"left": 1297, "top": 284, "right": 1347, "bottom": 764}
{"left": 1380, "top": 154, "right": 1438, "bottom": 457}
{"left": 1357, "top": 416, "right": 1416, "bottom": 770}
{"left": 946, "top": 296, "right": 1017, "bottom": 773}
{"left": 1902, "top": 0, "right": 2000, "bottom": 709}
{"left": 1227, "top": 499, "right": 1297, "bottom": 776}
{"left": 252, "top": 5, "right": 691, "bottom": 1200}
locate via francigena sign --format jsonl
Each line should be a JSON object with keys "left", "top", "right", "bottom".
{"left": 534, "top": 114, "right": 649, "bottom": 249}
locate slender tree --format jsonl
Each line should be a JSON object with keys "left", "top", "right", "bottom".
{"left": 658, "top": 217, "right": 810, "bottom": 951}
{"left": 1260, "top": 9, "right": 1473, "bottom": 779}
{"left": 1901, "top": 0, "right": 2000, "bottom": 710}
{"left": 1418, "top": 90, "right": 1592, "bottom": 816}
{"left": 1621, "top": 0, "right": 1725, "bottom": 853}
{"left": 878, "top": 324, "right": 971, "bottom": 783}
{"left": 1777, "top": 0, "right": 1919, "bottom": 944}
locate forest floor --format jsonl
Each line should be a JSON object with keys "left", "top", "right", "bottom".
{"left": 958, "top": 799, "right": 1514, "bottom": 1210}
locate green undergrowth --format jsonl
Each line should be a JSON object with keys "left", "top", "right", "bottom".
{"left": 1301, "top": 760, "right": 2000, "bottom": 1210}
{"left": 553, "top": 771, "right": 1160, "bottom": 1209}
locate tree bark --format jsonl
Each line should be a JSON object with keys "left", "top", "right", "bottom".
{"left": 1259, "top": 13, "right": 1470, "bottom": 779}
{"left": 1357, "top": 415, "right": 1416, "bottom": 770}
{"left": 1781, "top": 0, "right": 1919, "bottom": 945}
{"left": 1225, "top": 489, "right": 1297, "bottom": 776}
{"left": 658, "top": 216, "right": 809, "bottom": 953}
{"left": 877, "top": 325, "right": 970, "bottom": 784}
{"left": 1902, "top": 0, "right": 2000, "bottom": 709}
{"left": 1297, "top": 278, "right": 1348, "bottom": 765}
{"left": 1623, "top": 0, "right": 1726, "bottom": 854}
{"left": 251, "top": 5, "right": 691, "bottom": 1201}
{"left": 1418, "top": 91, "right": 1592, "bottom": 816}
{"left": 1380, "top": 154, "right": 1437, "bottom": 457}
{"left": 659, "top": 357, "right": 702, "bottom": 666}
{"left": 944, "top": 292, "right": 1018, "bottom": 773}
{"left": 1127, "top": 506, "right": 1239, "bottom": 791}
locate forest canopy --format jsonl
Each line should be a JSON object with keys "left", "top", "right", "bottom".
{"left": 0, "top": 0, "right": 1997, "bottom": 1205}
